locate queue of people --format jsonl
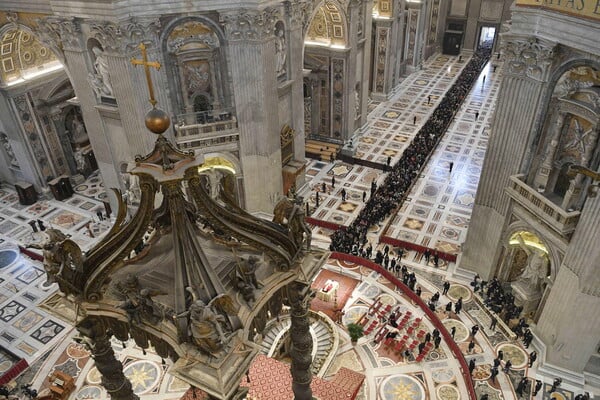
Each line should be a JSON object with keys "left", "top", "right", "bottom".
{"left": 330, "top": 42, "right": 493, "bottom": 254}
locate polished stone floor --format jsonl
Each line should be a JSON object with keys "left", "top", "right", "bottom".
{"left": 0, "top": 53, "right": 580, "bottom": 400}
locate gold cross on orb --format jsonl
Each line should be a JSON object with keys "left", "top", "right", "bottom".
{"left": 131, "top": 43, "right": 161, "bottom": 107}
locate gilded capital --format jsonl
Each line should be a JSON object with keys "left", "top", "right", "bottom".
{"left": 220, "top": 8, "right": 280, "bottom": 41}
{"left": 501, "top": 35, "right": 556, "bottom": 81}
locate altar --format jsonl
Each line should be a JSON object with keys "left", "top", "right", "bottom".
{"left": 317, "top": 279, "right": 339, "bottom": 302}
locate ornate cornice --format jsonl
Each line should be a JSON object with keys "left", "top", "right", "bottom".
{"left": 285, "top": 0, "right": 312, "bottom": 30}
{"left": 220, "top": 8, "right": 280, "bottom": 41}
{"left": 501, "top": 36, "right": 557, "bottom": 81}
{"left": 36, "top": 17, "right": 81, "bottom": 54}
{"left": 89, "top": 18, "right": 161, "bottom": 54}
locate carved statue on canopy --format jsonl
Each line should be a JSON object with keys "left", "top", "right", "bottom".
{"left": 272, "top": 195, "right": 312, "bottom": 251}
{"left": 27, "top": 229, "right": 84, "bottom": 296}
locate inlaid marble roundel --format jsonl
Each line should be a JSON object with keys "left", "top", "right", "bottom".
{"left": 380, "top": 374, "right": 425, "bottom": 400}
{"left": 123, "top": 360, "right": 161, "bottom": 394}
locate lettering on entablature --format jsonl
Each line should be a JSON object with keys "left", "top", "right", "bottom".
{"left": 515, "top": 0, "right": 600, "bottom": 20}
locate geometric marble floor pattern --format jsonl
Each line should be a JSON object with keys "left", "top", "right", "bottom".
{"left": 316, "top": 257, "right": 529, "bottom": 400}
{"left": 305, "top": 53, "right": 504, "bottom": 265}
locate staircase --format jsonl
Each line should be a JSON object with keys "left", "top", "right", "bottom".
{"left": 259, "top": 312, "right": 338, "bottom": 376}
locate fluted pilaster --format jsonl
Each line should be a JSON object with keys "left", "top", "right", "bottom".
{"left": 222, "top": 8, "right": 283, "bottom": 213}
{"left": 460, "top": 36, "right": 556, "bottom": 277}
{"left": 535, "top": 264, "right": 600, "bottom": 372}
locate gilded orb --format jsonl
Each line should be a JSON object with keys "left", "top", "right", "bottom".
{"left": 145, "top": 107, "right": 171, "bottom": 134}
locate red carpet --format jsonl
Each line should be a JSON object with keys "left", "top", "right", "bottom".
{"left": 310, "top": 269, "right": 359, "bottom": 320}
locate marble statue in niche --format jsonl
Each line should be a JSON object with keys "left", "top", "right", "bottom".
{"left": 69, "top": 116, "right": 89, "bottom": 148}
{"left": 0, "top": 133, "right": 19, "bottom": 168}
{"left": 275, "top": 23, "right": 287, "bottom": 77}
{"left": 90, "top": 46, "right": 114, "bottom": 97}
{"left": 514, "top": 234, "right": 548, "bottom": 293}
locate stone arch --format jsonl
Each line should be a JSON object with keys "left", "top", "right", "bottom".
{"left": 0, "top": 22, "right": 63, "bottom": 87}
{"left": 527, "top": 59, "right": 600, "bottom": 208}
{"left": 303, "top": 0, "right": 350, "bottom": 142}
{"left": 527, "top": 56, "right": 600, "bottom": 168}
{"left": 501, "top": 223, "right": 559, "bottom": 285}
{"left": 160, "top": 16, "right": 232, "bottom": 121}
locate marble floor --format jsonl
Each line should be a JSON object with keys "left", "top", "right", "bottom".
{"left": 0, "top": 53, "right": 583, "bottom": 400}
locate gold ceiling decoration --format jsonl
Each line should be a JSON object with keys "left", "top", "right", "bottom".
{"left": 373, "top": 0, "right": 393, "bottom": 18}
{"left": 306, "top": 1, "right": 347, "bottom": 47}
{"left": 509, "top": 231, "right": 548, "bottom": 254}
{"left": 0, "top": 27, "right": 60, "bottom": 85}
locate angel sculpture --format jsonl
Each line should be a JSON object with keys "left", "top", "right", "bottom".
{"left": 27, "top": 229, "right": 84, "bottom": 296}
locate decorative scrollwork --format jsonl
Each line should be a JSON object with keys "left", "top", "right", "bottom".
{"left": 89, "top": 18, "right": 160, "bottom": 54}
{"left": 501, "top": 36, "right": 556, "bottom": 81}
{"left": 220, "top": 8, "right": 280, "bottom": 41}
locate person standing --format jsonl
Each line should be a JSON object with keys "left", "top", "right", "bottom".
{"left": 322, "top": 182, "right": 326, "bottom": 193}
{"left": 468, "top": 340, "right": 475, "bottom": 353}
{"left": 533, "top": 380, "right": 543, "bottom": 396}
{"left": 445, "top": 302, "right": 453, "bottom": 313}
{"left": 516, "top": 377, "right": 528, "bottom": 397}
{"left": 341, "top": 188, "right": 346, "bottom": 202}
{"left": 416, "top": 286, "right": 422, "bottom": 297}
{"left": 424, "top": 248, "right": 431, "bottom": 263}
{"left": 471, "top": 324, "right": 480, "bottom": 337}
{"left": 427, "top": 95, "right": 431, "bottom": 105}
{"left": 490, "top": 367, "right": 498, "bottom": 384}
{"left": 475, "top": 111, "right": 480, "bottom": 120}
{"left": 468, "top": 358, "right": 476, "bottom": 375}
{"left": 503, "top": 359, "right": 512, "bottom": 373}
{"left": 315, "top": 191, "right": 320, "bottom": 208}
{"left": 448, "top": 161, "right": 454, "bottom": 174}
{"left": 433, "top": 252, "right": 440, "bottom": 268}
{"left": 450, "top": 326, "right": 456, "bottom": 339}
{"left": 362, "top": 191, "right": 367, "bottom": 202}
{"left": 443, "top": 281, "right": 450, "bottom": 295}
{"left": 549, "top": 377, "right": 562, "bottom": 394}
{"left": 490, "top": 315, "right": 497, "bottom": 330}
{"left": 28, "top": 220, "right": 38, "bottom": 232}
{"left": 529, "top": 350, "right": 537, "bottom": 368}
{"left": 331, "top": 175, "right": 335, "bottom": 188}
{"left": 387, "top": 156, "right": 391, "bottom": 169}
{"left": 434, "top": 335, "right": 441, "bottom": 349}
{"left": 413, "top": 115, "right": 417, "bottom": 125}
{"left": 497, "top": 350, "right": 504, "bottom": 361}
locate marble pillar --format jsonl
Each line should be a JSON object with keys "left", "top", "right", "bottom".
{"left": 77, "top": 318, "right": 139, "bottom": 400}
{"left": 222, "top": 9, "right": 283, "bottom": 214}
{"left": 459, "top": 36, "right": 555, "bottom": 277}
{"left": 287, "top": 282, "right": 314, "bottom": 400}
{"left": 286, "top": 1, "right": 310, "bottom": 166}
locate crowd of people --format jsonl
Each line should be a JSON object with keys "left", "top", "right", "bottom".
{"left": 480, "top": 276, "right": 526, "bottom": 332}
{"left": 330, "top": 42, "right": 492, "bottom": 253}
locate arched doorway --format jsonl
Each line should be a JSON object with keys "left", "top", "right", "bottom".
{"left": 303, "top": 1, "right": 348, "bottom": 142}
{"left": 0, "top": 24, "right": 76, "bottom": 187}
{"left": 506, "top": 230, "right": 552, "bottom": 319}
